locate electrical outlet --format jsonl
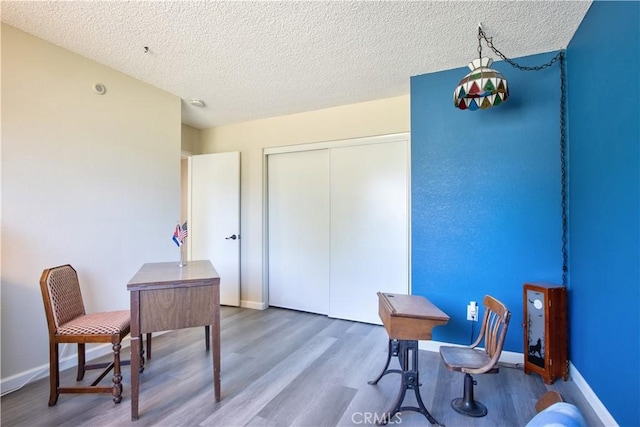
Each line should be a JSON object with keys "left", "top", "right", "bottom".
{"left": 467, "top": 301, "right": 478, "bottom": 321}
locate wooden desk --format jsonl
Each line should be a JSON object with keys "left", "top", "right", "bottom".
{"left": 369, "top": 292, "right": 449, "bottom": 425}
{"left": 127, "top": 260, "right": 221, "bottom": 420}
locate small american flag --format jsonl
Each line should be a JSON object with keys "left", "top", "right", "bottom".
{"left": 172, "top": 221, "right": 188, "bottom": 247}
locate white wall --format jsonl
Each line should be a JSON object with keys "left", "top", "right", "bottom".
{"left": 0, "top": 24, "right": 181, "bottom": 390}
{"left": 200, "top": 96, "right": 410, "bottom": 308}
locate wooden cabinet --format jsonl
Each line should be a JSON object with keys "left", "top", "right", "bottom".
{"left": 523, "top": 282, "right": 569, "bottom": 384}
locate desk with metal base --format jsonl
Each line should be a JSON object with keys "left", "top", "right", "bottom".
{"left": 369, "top": 292, "right": 449, "bottom": 426}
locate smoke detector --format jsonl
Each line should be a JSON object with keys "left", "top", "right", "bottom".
{"left": 189, "top": 99, "right": 205, "bottom": 107}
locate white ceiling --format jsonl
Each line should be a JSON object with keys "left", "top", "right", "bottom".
{"left": 1, "top": 1, "right": 591, "bottom": 129}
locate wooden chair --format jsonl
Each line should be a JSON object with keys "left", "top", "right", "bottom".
{"left": 40, "top": 264, "right": 131, "bottom": 406}
{"left": 439, "top": 295, "right": 511, "bottom": 417}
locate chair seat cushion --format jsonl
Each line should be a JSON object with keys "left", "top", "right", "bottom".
{"left": 57, "top": 310, "right": 130, "bottom": 335}
{"left": 440, "top": 345, "right": 492, "bottom": 372}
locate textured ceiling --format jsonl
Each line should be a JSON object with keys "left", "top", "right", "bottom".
{"left": 1, "top": 1, "right": 591, "bottom": 129}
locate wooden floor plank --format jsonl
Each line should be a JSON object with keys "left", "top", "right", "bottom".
{"left": 201, "top": 335, "right": 337, "bottom": 426}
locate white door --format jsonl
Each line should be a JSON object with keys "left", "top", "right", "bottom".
{"left": 189, "top": 152, "right": 241, "bottom": 306}
{"left": 328, "top": 140, "right": 409, "bottom": 324}
{"left": 267, "top": 150, "right": 330, "bottom": 314}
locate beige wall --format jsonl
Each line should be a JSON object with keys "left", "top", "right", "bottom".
{"left": 181, "top": 124, "right": 202, "bottom": 155}
{"left": 180, "top": 125, "right": 200, "bottom": 229}
{"left": 1, "top": 24, "right": 181, "bottom": 390}
{"left": 200, "top": 95, "right": 410, "bottom": 307}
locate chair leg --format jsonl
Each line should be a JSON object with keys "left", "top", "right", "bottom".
{"left": 139, "top": 335, "right": 146, "bottom": 373}
{"left": 451, "top": 373, "right": 487, "bottom": 417}
{"left": 111, "top": 342, "right": 123, "bottom": 404}
{"left": 76, "top": 343, "right": 86, "bottom": 381}
{"left": 48, "top": 341, "right": 60, "bottom": 406}
{"left": 146, "top": 333, "right": 152, "bottom": 360}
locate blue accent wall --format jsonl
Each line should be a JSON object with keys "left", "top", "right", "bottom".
{"left": 410, "top": 2, "right": 639, "bottom": 425}
{"left": 566, "top": 2, "right": 640, "bottom": 426}
{"left": 411, "top": 52, "right": 564, "bottom": 352}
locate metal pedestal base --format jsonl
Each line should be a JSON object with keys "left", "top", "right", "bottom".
{"left": 369, "top": 339, "right": 443, "bottom": 426}
{"left": 450, "top": 373, "right": 487, "bottom": 417}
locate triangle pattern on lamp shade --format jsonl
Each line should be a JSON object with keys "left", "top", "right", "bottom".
{"left": 483, "top": 79, "right": 495, "bottom": 92}
{"left": 454, "top": 91, "right": 508, "bottom": 110}
{"left": 480, "top": 97, "right": 493, "bottom": 109}
{"left": 454, "top": 57, "right": 509, "bottom": 110}
{"left": 468, "top": 81, "right": 481, "bottom": 95}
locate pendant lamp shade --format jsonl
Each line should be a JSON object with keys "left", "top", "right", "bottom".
{"left": 454, "top": 57, "right": 509, "bottom": 110}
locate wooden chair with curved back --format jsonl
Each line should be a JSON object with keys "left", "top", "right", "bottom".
{"left": 439, "top": 294, "right": 511, "bottom": 417}
{"left": 40, "top": 264, "right": 131, "bottom": 406}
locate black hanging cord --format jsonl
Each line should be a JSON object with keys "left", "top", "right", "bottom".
{"left": 559, "top": 53, "right": 568, "bottom": 287}
{"left": 479, "top": 28, "right": 563, "bottom": 71}
{"left": 478, "top": 28, "right": 569, "bottom": 287}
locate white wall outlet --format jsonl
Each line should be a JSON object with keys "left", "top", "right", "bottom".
{"left": 467, "top": 301, "right": 478, "bottom": 321}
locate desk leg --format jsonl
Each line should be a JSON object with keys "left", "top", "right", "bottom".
{"left": 130, "top": 291, "right": 140, "bottom": 421}
{"left": 379, "top": 340, "right": 442, "bottom": 426}
{"left": 131, "top": 336, "right": 140, "bottom": 420}
{"left": 368, "top": 339, "right": 402, "bottom": 385}
{"left": 212, "top": 287, "right": 221, "bottom": 402}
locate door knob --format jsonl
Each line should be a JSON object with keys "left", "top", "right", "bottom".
{"left": 225, "top": 234, "right": 239, "bottom": 240}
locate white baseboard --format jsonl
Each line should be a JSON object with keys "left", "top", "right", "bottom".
{"left": 418, "top": 341, "right": 617, "bottom": 426}
{"left": 569, "top": 361, "right": 618, "bottom": 426}
{"left": 240, "top": 300, "right": 268, "bottom": 310}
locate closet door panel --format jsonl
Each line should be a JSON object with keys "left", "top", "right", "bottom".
{"left": 329, "top": 140, "right": 409, "bottom": 324}
{"left": 267, "top": 150, "right": 330, "bottom": 314}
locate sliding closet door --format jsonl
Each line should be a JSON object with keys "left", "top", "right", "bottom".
{"left": 329, "top": 140, "right": 409, "bottom": 324}
{"left": 267, "top": 150, "right": 330, "bottom": 314}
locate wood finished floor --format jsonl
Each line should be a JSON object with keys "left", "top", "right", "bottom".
{"left": 2, "top": 306, "right": 602, "bottom": 427}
